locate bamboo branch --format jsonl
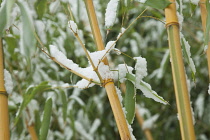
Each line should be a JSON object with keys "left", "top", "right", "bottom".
{"left": 27, "top": 124, "right": 38, "bottom": 140}
{"left": 0, "top": 38, "right": 10, "bottom": 140}
{"left": 165, "top": 1, "right": 196, "bottom": 140}
{"left": 135, "top": 108, "right": 153, "bottom": 140}
{"left": 84, "top": 1, "right": 132, "bottom": 139}
{"left": 199, "top": 0, "right": 210, "bottom": 80}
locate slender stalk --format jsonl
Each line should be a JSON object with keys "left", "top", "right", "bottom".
{"left": 0, "top": 38, "right": 10, "bottom": 140}
{"left": 84, "top": 1, "right": 132, "bottom": 139}
{"left": 165, "top": 1, "right": 196, "bottom": 140}
{"left": 27, "top": 123, "right": 38, "bottom": 140}
{"left": 200, "top": 0, "right": 210, "bottom": 80}
{"left": 135, "top": 108, "right": 153, "bottom": 140}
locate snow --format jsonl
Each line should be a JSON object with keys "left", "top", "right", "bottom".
{"left": 4, "top": 69, "right": 13, "bottom": 94}
{"left": 89, "top": 119, "right": 101, "bottom": 134}
{"left": 134, "top": 56, "right": 147, "bottom": 85}
{"left": 105, "top": 0, "right": 119, "bottom": 28}
{"left": 137, "top": 0, "right": 147, "bottom": 3}
{"left": 127, "top": 122, "right": 136, "bottom": 140}
{"left": 105, "top": 41, "right": 116, "bottom": 53}
{"left": 68, "top": 20, "right": 78, "bottom": 33}
{"left": 195, "top": 94, "right": 204, "bottom": 118}
{"left": 136, "top": 81, "right": 168, "bottom": 105}
{"left": 191, "top": 0, "right": 199, "bottom": 5}
{"left": 204, "top": 45, "right": 208, "bottom": 52}
{"left": 142, "top": 114, "right": 159, "bottom": 130}
{"left": 115, "top": 86, "right": 123, "bottom": 104}
{"left": 117, "top": 27, "right": 126, "bottom": 39}
{"left": 182, "top": 37, "right": 196, "bottom": 74}
{"left": 208, "top": 84, "right": 210, "bottom": 95}
{"left": 113, "top": 48, "right": 121, "bottom": 55}
{"left": 118, "top": 64, "right": 134, "bottom": 83}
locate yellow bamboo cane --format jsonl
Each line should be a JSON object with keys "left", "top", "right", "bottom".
{"left": 135, "top": 108, "right": 153, "bottom": 140}
{"left": 165, "top": 1, "right": 196, "bottom": 140}
{"left": 84, "top": 0, "right": 132, "bottom": 139}
{"left": 200, "top": 0, "right": 210, "bottom": 80}
{"left": 0, "top": 38, "right": 10, "bottom": 140}
{"left": 27, "top": 123, "right": 38, "bottom": 140}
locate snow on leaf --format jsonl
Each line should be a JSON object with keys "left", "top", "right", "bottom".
{"left": 68, "top": 20, "right": 78, "bottom": 33}
{"left": 105, "top": 0, "right": 119, "bottom": 28}
{"left": 137, "top": 81, "right": 168, "bottom": 105}
{"left": 4, "top": 69, "right": 13, "bottom": 94}
{"left": 142, "top": 114, "right": 159, "bottom": 130}
{"left": 134, "top": 56, "right": 148, "bottom": 85}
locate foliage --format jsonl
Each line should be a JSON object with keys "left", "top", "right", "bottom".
{"left": 0, "top": 0, "right": 210, "bottom": 139}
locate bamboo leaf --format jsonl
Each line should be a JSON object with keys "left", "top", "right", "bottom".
{"left": 17, "top": 1, "right": 36, "bottom": 56}
{"left": 35, "top": 110, "right": 41, "bottom": 136}
{"left": 181, "top": 36, "right": 196, "bottom": 81}
{"left": 124, "top": 80, "right": 136, "bottom": 124}
{"left": 35, "top": 0, "right": 47, "bottom": 19}
{"left": 61, "top": 90, "right": 67, "bottom": 122}
{"left": 143, "top": 0, "right": 171, "bottom": 9}
{"left": 0, "top": 0, "right": 15, "bottom": 36}
{"left": 14, "top": 82, "right": 51, "bottom": 125}
{"left": 39, "top": 98, "right": 52, "bottom": 140}
{"left": 126, "top": 73, "right": 168, "bottom": 105}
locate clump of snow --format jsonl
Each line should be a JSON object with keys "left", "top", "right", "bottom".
{"left": 105, "top": 41, "right": 116, "bottom": 53}
{"left": 191, "top": 0, "right": 199, "bottom": 5}
{"left": 195, "top": 94, "right": 204, "bottom": 118}
{"left": 117, "top": 27, "right": 126, "bottom": 39}
{"left": 142, "top": 114, "right": 159, "bottom": 130}
{"left": 118, "top": 64, "right": 133, "bottom": 83}
{"left": 68, "top": 20, "right": 78, "bottom": 33}
{"left": 4, "top": 69, "right": 13, "bottom": 94}
{"left": 136, "top": 81, "right": 168, "bottom": 105}
{"left": 137, "top": 0, "right": 147, "bottom": 3}
{"left": 134, "top": 56, "right": 147, "bottom": 85}
{"left": 204, "top": 45, "right": 208, "bottom": 52}
{"left": 127, "top": 122, "right": 136, "bottom": 140}
{"left": 113, "top": 48, "right": 121, "bottom": 55}
{"left": 89, "top": 119, "right": 101, "bottom": 134}
{"left": 208, "top": 84, "right": 210, "bottom": 95}
{"left": 105, "top": 0, "right": 119, "bottom": 28}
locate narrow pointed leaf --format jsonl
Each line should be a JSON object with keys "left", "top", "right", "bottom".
{"left": 181, "top": 37, "right": 196, "bottom": 81}
{"left": 39, "top": 98, "right": 52, "bottom": 140}
{"left": 17, "top": 1, "right": 36, "bottom": 56}
{"left": 15, "top": 82, "right": 51, "bottom": 125}
{"left": 0, "top": 0, "right": 15, "bottom": 36}
{"left": 126, "top": 73, "right": 168, "bottom": 105}
{"left": 35, "top": 0, "right": 47, "bottom": 19}
{"left": 124, "top": 80, "right": 136, "bottom": 124}
{"left": 61, "top": 90, "right": 67, "bottom": 122}
{"left": 143, "top": 0, "right": 171, "bottom": 9}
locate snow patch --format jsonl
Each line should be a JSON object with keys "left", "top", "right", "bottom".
{"left": 4, "top": 69, "right": 13, "bottom": 94}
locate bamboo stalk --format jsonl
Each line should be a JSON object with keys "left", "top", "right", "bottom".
{"left": 135, "top": 108, "right": 153, "bottom": 140}
{"left": 165, "top": 1, "right": 196, "bottom": 140}
{"left": 200, "top": 0, "right": 210, "bottom": 80}
{"left": 27, "top": 123, "right": 38, "bottom": 140}
{"left": 84, "top": 1, "right": 132, "bottom": 139}
{"left": 0, "top": 38, "right": 10, "bottom": 140}
{"left": 84, "top": 0, "right": 108, "bottom": 65}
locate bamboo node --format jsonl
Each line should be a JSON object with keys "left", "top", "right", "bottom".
{"left": 165, "top": 22, "right": 179, "bottom": 28}
{"left": 0, "top": 91, "right": 8, "bottom": 97}
{"left": 102, "top": 79, "right": 114, "bottom": 87}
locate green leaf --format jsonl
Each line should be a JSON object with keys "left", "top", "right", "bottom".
{"left": 35, "top": 110, "right": 41, "bottom": 136}
{"left": 17, "top": 1, "right": 36, "bottom": 56}
{"left": 35, "top": 0, "right": 48, "bottom": 19}
{"left": 126, "top": 73, "right": 168, "bottom": 105}
{"left": 0, "top": 0, "right": 15, "bottom": 36}
{"left": 144, "top": 0, "right": 171, "bottom": 9}
{"left": 14, "top": 82, "right": 51, "bottom": 125}
{"left": 181, "top": 36, "right": 196, "bottom": 82}
{"left": 124, "top": 80, "right": 136, "bottom": 124}
{"left": 39, "top": 98, "right": 52, "bottom": 140}
{"left": 61, "top": 90, "right": 67, "bottom": 122}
